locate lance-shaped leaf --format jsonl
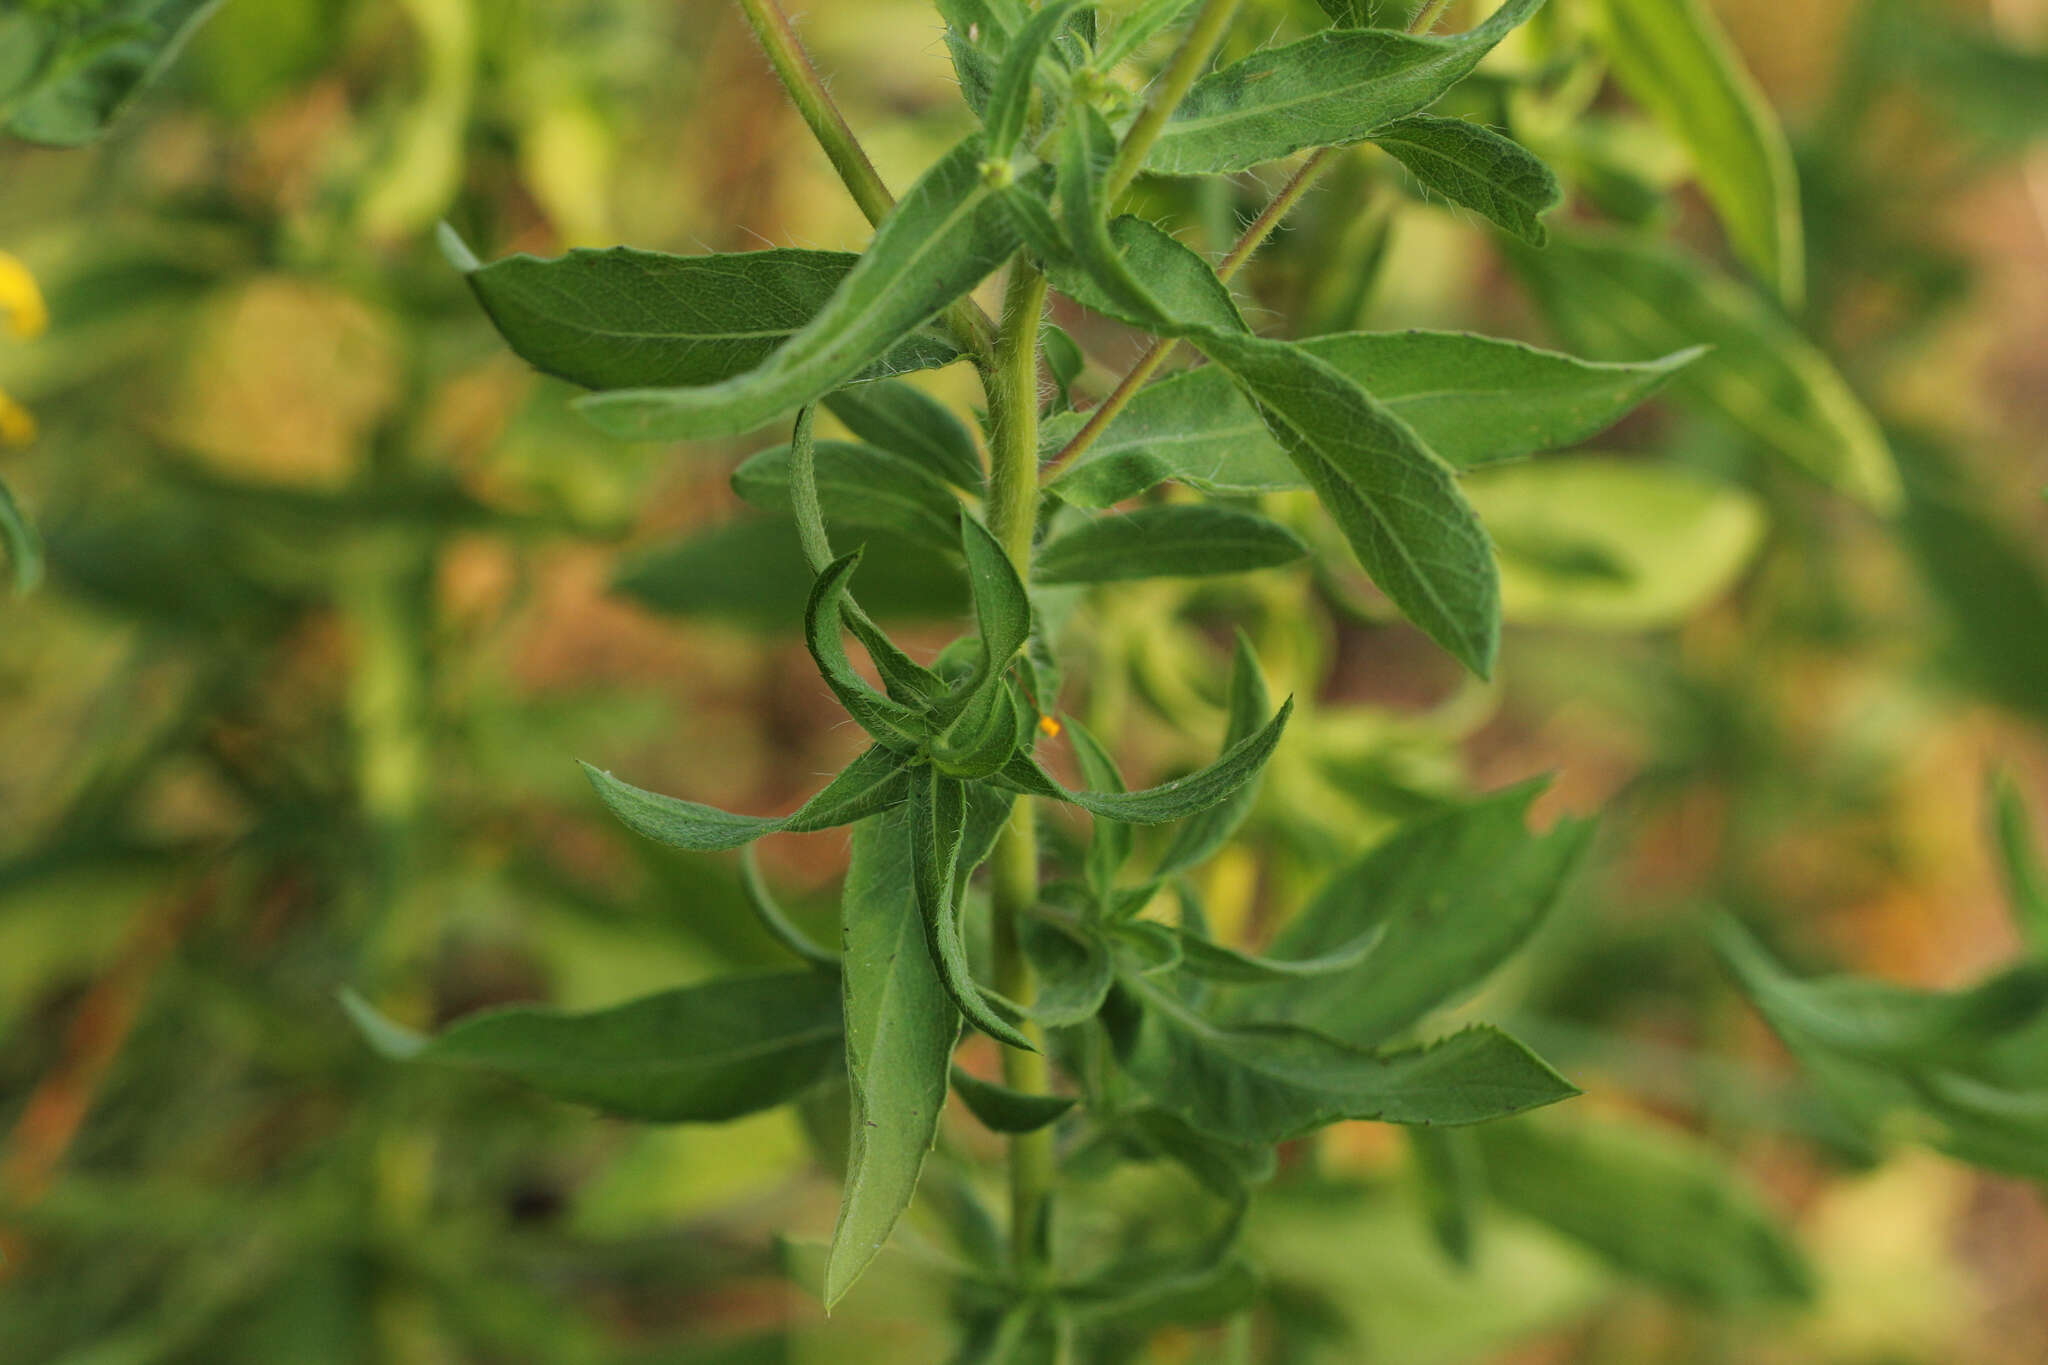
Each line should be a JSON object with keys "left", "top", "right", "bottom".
{"left": 1114, "top": 976, "right": 1577, "bottom": 1145}
{"left": 739, "top": 848, "right": 839, "bottom": 969}
{"left": 734, "top": 439, "right": 964, "bottom": 554}
{"left": 1045, "top": 333, "right": 1700, "bottom": 508}
{"left": 824, "top": 381, "right": 985, "bottom": 490}
{"left": 1194, "top": 329, "right": 1501, "bottom": 677}
{"left": 805, "top": 551, "right": 936, "bottom": 748}
{"left": 1036, "top": 504, "right": 1306, "bottom": 585}
{"left": 1020, "top": 911, "right": 1116, "bottom": 1026}
{"left": 1145, "top": 0, "right": 1546, "bottom": 175}
{"left": 1475, "top": 1112, "right": 1814, "bottom": 1303}
{"left": 0, "top": 475, "right": 43, "bottom": 595}
{"left": 1715, "top": 918, "right": 2048, "bottom": 1181}
{"left": 912, "top": 765, "right": 1036, "bottom": 1051}
{"left": 1047, "top": 212, "right": 1247, "bottom": 338}
{"left": 341, "top": 971, "right": 842, "bottom": 1123}
{"left": 582, "top": 743, "right": 914, "bottom": 853}
{"left": 940, "top": 0, "right": 1012, "bottom": 115}
{"left": 1246, "top": 782, "right": 1592, "bottom": 1046}
{"left": 951, "top": 1066, "right": 1078, "bottom": 1133}
{"left": 578, "top": 138, "right": 1033, "bottom": 440}
{"left": 1992, "top": 773, "right": 2048, "bottom": 952}
{"left": 1593, "top": 0, "right": 1804, "bottom": 306}
{"left": 1512, "top": 231, "right": 1899, "bottom": 510}
{"left": 449, "top": 236, "right": 960, "bottom": 393}
{"left": 1066, "top": 718, "right": 1134, "bottom": 899}
{"left": 1370, "top": 114, "right": 1560, "bottom": 246}
{"left": 826, "top": 809, "right": 961, "bottom": 1308}
{"left": 959, "top": 510, "right": 1033, "bottom": 696}
{"left": 996, "top": 696, "right": 1293, "bottom": 825}
{"left": 985, "top": 0, "right": 1086, "bottom": 157}
{"left": 1096, "top": 0, "right": 1203, "bottom": 68}
{"left": 1409, "top": 1127, "right": 1483, "bottom": 1268}
{"left": 1171, "top": 927, "right": 1382, "bottom": 985}
{"left": 1149, "top": 633, "right": 1274, "bottom": 885}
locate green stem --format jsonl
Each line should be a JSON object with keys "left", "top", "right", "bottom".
{"left": 733, "top": 0, "right": 995, "bottom": 367}
{"left": 984, "top": 260, "right": 1054, "bottom": 1276}
{"left": 1105, "top": 0, "right": 1241, "bottom": 200}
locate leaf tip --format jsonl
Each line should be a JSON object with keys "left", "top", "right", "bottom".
{"left": 338, "top": 988, "right": 428, "bottom": 1061}
{"left": 434, "top": 222, "right": 481, "bottom": 274}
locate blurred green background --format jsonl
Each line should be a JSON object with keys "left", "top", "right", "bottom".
{"left": 2, "top": 1, "right": 2047, "bottom": 1361}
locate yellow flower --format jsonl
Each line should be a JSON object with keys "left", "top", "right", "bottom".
{"left": 0, "top": 250, "right": 45, "bottom": 449}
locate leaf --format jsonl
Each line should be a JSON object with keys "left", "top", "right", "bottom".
{"left": 581, "top": 743, "right": 914, "bottom": 852}
{"left": 1172, "top": 927, "right": 1381, "bottom": 984}
{"left": 1409, "top": 1127, "right": 1483, "bottom": 1269}
{"left": 6, "top": 0, "right": 225, "bottom": 147}
{"left": 1145, "top": 0, "right": 1546, "bottom": 176}
{"left": 1475, "top": 1112, "right": 1814, "bottom": 1303}
{"left": 824, "top": 380, "right": 985, "bottom": 490}
{"left": 1115, "top": 976, "right": 1577, "bottom": 1145}
{"left": 1045, "top": 333, "right": 1699, "bottom": 508}
{"left": 912, "top": 765, "right": 1036, "bottom": 1051}
{"left": 1464, "top": 457, "right": 1767, "bottom": 629}
{"left": 340, "top": 971, "right": 842, "bottom": 1122}
{"left": 1149, "top": 635, "right": 1274, "bottom": 883}
{"left": 826, "top": 809, "right": 961, "bottom": 1308}
{"left": 1370, "top": 114, "right": 1560, "bottom": 246}
{"left": 1035, "top": 504, "right": 1306, "bottom": 585}
{"left": 951, "top": 1066, "right": 1078, "bottom": 1133}
{"left": 739, "top": 847, "right": 839, "bottom": 969}
{"left": 1715, "top": 917, "right": 2048, "bottom": 1181}
{"left": 611, "top": 516, "right": 967, "bottom": 629}
{"left": 1592, "top": 0, "right": 1804, "bottom": 305}
{"left": 1992, "top": 773, "right": 2048, "bottom": 952}
{"left": 1067, "top": 717, "right": 1134, "bottom": 899}
{"left": 1194, "top": 330, "right": 1501, "bottom": 677}
{"left": 805, "top": 550, "right": 936, "bottom": 748}
{"left": 733, "top": 439, "right": 963, "bottom": 554}
{"left": 452, "top": 236, "right": 960, "bottom": 394}
{"left": 1119, "top": 1107, "right": 1277, "bottom": 1199}
{"left": 1249, "top": 782, "right": 1592, "bottom": 1047}
{"left": 985, "top": 0, "right": 1085, "bottom": 157}
{"left": 997, "top": 696, "right": 1293, "bottom": 825}
{"left": 959, "top": 510, "right": 1033, "bottom": 696}
{"left": 1095, "top": 0, "right": 1202, "bottom": 70}
{"left": 1019, "top": 911, "right": 1116, "bottom": 1026}
{"left": 1512, "top": 231, "right": 1900, "bottom": 511}
{"left": 1048, "top": 213, "right": 1248, "bottom": 338}
{"left": 0, "top": 474, "right": 43, "bottom": 595}
{"left": 578, "top": 137, "right": 1035, "bottom": 440}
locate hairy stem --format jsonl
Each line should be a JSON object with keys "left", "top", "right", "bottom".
{"left": 1046, "top": 0, "right": 1453, "bottom": 478}
{"left": 1106, "top": 0, "right": 1241, "bottom": 200}
{"left": 733, "top": 0, "right": 995, "bottom": 366}
{"left": 984, "top": 260, "right": 1054, "bottom": 1276}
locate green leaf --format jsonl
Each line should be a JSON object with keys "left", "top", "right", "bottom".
{"left": 1045, "top": 332, "right": 1699, "bottom": 508}
{"left": 986, "top": 0, "right": 1085, "bottom": 157}
{"left": 1370, "top": 114, "right": 1560, "bottom": 246}
{"left": 1036, "top": 505, "right": 1305, "bottom": 585}
{"left": 1119, "top": 1107, "right": 1277, "bottom": 1199}
{"left": 1115, "top": 975, "right": 1577, "bottom": 1144}
{"left": 1592, "top": 0, "right": 1804, "bottom": 305}
{"left": 1067, "top": 717, "right": 1134, "bottom": 899}
{"left": 578, "top": 137, "right": 1035, "bottom": 440}
{"left": 951, "top": 1066, "right": 1078, "bottom": 1133}
{"left": 960, "top": 511, "right": 1033, "bottom": 696}
{"left": 1171, "top": 927, "right": 1380, "bottom": 984}
{"left": 1992, "top": 773, "right": 2048, "bottom": 952}
{"left": 824, "top": 380, "right": 985, "bottom": 490}
{"left": 6, "top": 0, "right": 224, "bottom": 147}
{"left": 997, "top": 696, "right": 1293, "bottom": 825}
{"left": 1409, "top": 1127, "right": 1483, "bottom": 1269}
{"left": 1042, "top": 323, "right": 1085, "bottom": 409}
{"left": 733, "top": 439, "right": 963, "bottom": 554}
{"left": 1475, "top": 1112, "right": 1814, "bottom": 1303}
{"left": 805, "top": 551, "right": 936, "bottom": 748}
{"left": 452, "top": 237, "right": 960, "bottom": 394}
{"left": 1019, "top": 911, "right": 1115, "bottom": 1026}
{"left": 1095, "top": 0, "right": 1202, "bottom": 70}
{"left": 1194, "top": 330, "right": 1501, "bottom": 677}
{"left": 1464, "top": 457, "right": 1768, "bottom": 630}
{"left": 739, "top": 847, "right": 839, "bottom": 969}
{"left": 1048, "top": 213, "right": 1248, "bottom": 337}
{"left": 1249, "top": 782, "right": 1592, "bottom": 1046}
{"left": 1150, "top": 634, "right": 1274, "bottom": 884}
{"left": 341, "top": 971, "right": 842, "bottom": 1122}
{"left": 826, "top": 809, "right": 962, "bottom": 1308}
{"left": 1145, "top": 0, "right": 1546, "bottom": 176}
{"left": 611, "top": 516, "right": 966, "bottom": 629}
{"left": 912, "top": 765, "right": 1036, "bottom": 1051}
{"left": 1512, "top": 232, "right": 1900, "bottom": 511}
{"left": 0, "top": 474, "right": 44, "bottom": 595}
{"left": 1715, "top": 917, "right": 2048, "bottom": 1181}
{"left": 581, "top": 743, "right": 914, "bottom": 852}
